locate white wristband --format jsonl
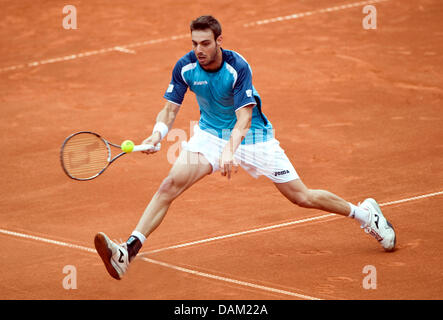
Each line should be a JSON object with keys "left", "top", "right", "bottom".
{"left": 152, "top": 122, "right": 169, "bottom": 140}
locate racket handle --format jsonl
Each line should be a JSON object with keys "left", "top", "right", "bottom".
{"left": 132, "top": 143, "right": 161, "bottom": 152}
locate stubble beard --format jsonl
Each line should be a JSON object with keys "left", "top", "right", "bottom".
{"left": 199, "top": 45, "right": 219, "bottom": 67}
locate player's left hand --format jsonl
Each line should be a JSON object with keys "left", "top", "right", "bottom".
{"left": 219, "top": 150, "right": 239, "bottom": 179}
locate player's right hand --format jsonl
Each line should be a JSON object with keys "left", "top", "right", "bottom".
{"left": 141, "top": 133, "right": 161, "bottom": 155}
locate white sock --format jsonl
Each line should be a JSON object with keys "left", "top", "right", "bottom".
{"left": 348, "top": 202, "right": 369, "bottom": 226}
{"left": 131, "top": 230, "right": 146, "bottom": 244}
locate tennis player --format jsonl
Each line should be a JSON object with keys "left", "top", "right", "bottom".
{"left": 94, "top": 15, "right": 396, "bottom": 280}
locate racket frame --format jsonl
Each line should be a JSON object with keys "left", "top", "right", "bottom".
{"left": 60, "top": 131, "right": 130, "bottom": 181}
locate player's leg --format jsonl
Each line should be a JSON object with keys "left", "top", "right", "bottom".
{"left": 274, "top": 178, "right": 396, "bottom": 251}
{"left": 274, "top": 179, "right": 352, "bottom": 216}
{"left": 238, "top": 137, "right": 395, "bottom": 252}
{"left": 133, "top": 150, "right": 212, "bottom": 238}
{"left": 94, "top": 150, "right": 212, "bottom": 280}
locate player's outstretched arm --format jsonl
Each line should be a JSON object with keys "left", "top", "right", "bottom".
{"left": 141, "top": 101, "right": 180, "bottom": 154}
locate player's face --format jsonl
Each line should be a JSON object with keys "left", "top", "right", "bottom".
{"left": 192, "top": 29, "right": 222, "bottom": 68}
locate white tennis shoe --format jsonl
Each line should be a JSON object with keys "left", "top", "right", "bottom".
{"left": 94, "top": 232, "right": 129, "bottom": 280}
{"left": 359, "top": 198, "right": 396, "bottom": 252}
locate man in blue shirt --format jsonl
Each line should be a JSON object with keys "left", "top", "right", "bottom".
{"left": 94, "top": 16, "right": 396, "bottom": 280}
{"left": 164, "top": 44, "right": 273, "bottom": 144}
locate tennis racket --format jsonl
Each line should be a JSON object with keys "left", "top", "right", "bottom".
{"left": 60, "top": 131, "right": 160, "bottom": 181}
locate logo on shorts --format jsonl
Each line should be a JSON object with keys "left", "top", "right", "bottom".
{"left": 274, "top": 170, "right": 290, "bottom": 176}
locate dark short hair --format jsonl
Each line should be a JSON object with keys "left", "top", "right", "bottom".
{"left": 190, "top": 15, "right": 222, "bottom": 40}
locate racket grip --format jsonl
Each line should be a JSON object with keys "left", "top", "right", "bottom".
{"left": 132, "top": 143, "right": 161, "bottom": 152}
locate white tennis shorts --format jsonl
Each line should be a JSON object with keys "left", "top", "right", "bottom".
{"left": 182, "top": 125, "right": 299, "bottom": 183}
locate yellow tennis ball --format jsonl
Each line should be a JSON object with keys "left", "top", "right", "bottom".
{"left": 121, "top": 140, "right": 134, "bottom": 153}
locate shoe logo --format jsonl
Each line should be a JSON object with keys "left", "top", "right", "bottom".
{"left": 369, "top": 229, "right": 383, "bottom": 242}
{"left": 118, "top": 249, "right": 124, "bottom": 263}
{"left": 374, "top": 214, "right": 380, "bottom": 229}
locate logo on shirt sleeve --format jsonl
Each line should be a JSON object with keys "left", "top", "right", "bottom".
{"left": 167, "top": 84, "right": 174, "bottom": 93}
{"left": 246, "top": 89, "right": 252, "bottom": 97}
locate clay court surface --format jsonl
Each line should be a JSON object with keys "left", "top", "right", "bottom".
{"left": 1, "top": 0, "right": 442, "bottom": 300}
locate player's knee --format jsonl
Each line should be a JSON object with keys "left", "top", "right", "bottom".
{"left": 157, "top": 176, "right": 179, "bottom": 201}
{"left": 292, "top": 190, "right": 313, "bottom": 208}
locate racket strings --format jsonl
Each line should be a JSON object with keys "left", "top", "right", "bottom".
{"left": 62, "top": 133, "right": 110, "bottom": 179}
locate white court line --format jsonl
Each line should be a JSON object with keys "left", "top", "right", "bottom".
{"left": 0, "top": 34, "right": 188, "bottom": 73}
{"left": 0, "top": 229, "right": 95, "bottom": 253}
{"left": 139, "top": 190, "right": 443, "bottom": 255}
{"left": 142, "top": 213, "right": 336, "bottom": 255}
{"left": 0, "top": 228, "right": 320, "bottom": 300}
{"left": 0, "top": 190, "right": 442, "bottom": 300}
{"left": 379, "top": 191, "right": 443, "bottom": 207}
{"left": 140, "top": 256, "right": 320, "bottom": 300}
{"left": 244, "top": 0, "right": 390, "bottom": 27}
{"left": 0, "top": 0, "right": 390, "bottom": 73}
{"left": 113, "top": 46, "right": 136, "bottom": 54}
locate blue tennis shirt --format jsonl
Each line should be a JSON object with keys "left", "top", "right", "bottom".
{"left": 164, "top": 48, "right": 273, "bottom": 144}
